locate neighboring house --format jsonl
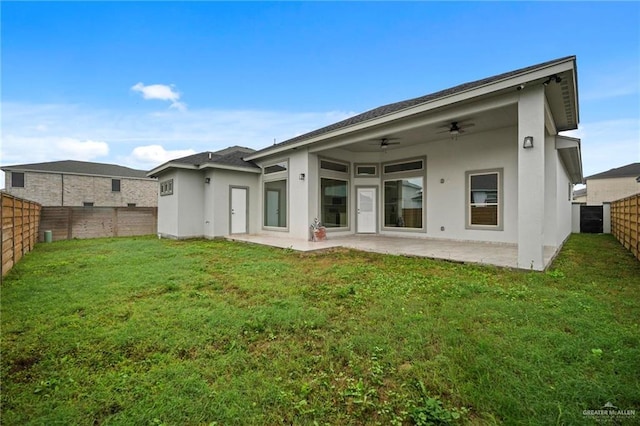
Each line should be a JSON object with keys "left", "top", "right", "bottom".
{"left": 2, "top": 160, "right": 158, "bottom": 207}
{"left": 572, "top": 187, "right": 587, "bottom": 203}
{"left": 148, "top": 56, "right": 583, "bottom": 271}
{"left": 582, "top": 163, "right": 640, "bottom": 205}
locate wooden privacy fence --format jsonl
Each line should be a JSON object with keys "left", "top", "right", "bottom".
{"left": 39, "top": 206, "right": 157, "bottom": 241}
{"left": 1, "top": 192, "right": 42, "bottom": 277}
{"left": 610, "top": 193, "right": 639, "bottom": 261}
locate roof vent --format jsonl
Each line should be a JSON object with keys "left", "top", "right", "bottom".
{"left": 208, "top": 152, "right": 212, "bottom": 160}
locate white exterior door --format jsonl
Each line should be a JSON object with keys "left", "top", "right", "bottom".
{"left": 357, "top": 187, "right": 377, "bottom": 233}
{"left": 230, "top": 187, "right": 247, "bottom": 234}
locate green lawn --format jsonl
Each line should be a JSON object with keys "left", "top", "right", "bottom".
{"left": 1, "top": 234, "right": 639, "bottom": 425}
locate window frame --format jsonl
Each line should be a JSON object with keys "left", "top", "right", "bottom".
{"left": 262, "top": 159, "right": 289, "bottom": 231}
{"left": 112, "top": 178, "right": 121, "bottom": 192}
{"left": 160, "top": 179, "right": 174, "bottom": 196}
{"left": 465, "top": 168, "right": 503, "bottom": 231}
{"left": 381, "top": 157, "right": 426, "bottom": 232}
{"left": 318, "top": 157, "right": 350, "bottom": 230}
{"left": 354, "top": 163, "right": 379, "bottom": 178}
{"left": 11, "top": 172, "right": 25, "bottom": 188}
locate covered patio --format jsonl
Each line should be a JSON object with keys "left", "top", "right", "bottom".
{"left": 225, "top": 234, "right": 558, "bottom": 270}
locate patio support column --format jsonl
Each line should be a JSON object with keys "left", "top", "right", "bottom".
{"left": 517, "top": 85, "right": 546, "bottom": 270}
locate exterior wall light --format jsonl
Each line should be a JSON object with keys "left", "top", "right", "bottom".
{"left": 205, "top": 177, "right": 211, "bottom": 184}
{"left": 523, "top": 136, "right": 534, "bottom": 149}
{"left": 299, "top": 173, "right": 306, "bottom": 181}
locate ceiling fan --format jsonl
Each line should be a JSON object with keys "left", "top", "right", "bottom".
{"left": 369, "top": 137, "right": 401, "bottom": 149}
{"left": 437, "top": 121, "right": 475, "bottom": 136}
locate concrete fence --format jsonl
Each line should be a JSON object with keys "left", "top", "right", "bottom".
{"left": 39, "top": 206, "right": 158, "bottom": 241}
{"left": 1, "top": 192, "right": 42, "bottom": 278}
{"left": 610, "top": 193, "right": 640, "bottom": 262}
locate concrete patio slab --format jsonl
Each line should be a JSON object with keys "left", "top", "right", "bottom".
{"left": 226, "top": 234, "right": 558, "bottom": 270}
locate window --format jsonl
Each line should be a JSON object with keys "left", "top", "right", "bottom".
{"left": 11, "top": 172, "right": 25, "bottom": 188}
{"left": 321, "top": 178, "right": 348, "bottom": 228}
{"left": 112, "top": 179, "right": 121, "bottom": 192}
{"left": 320, "top": 159, "right": 348, "bottom": 174}
{"left": 466, "top": 170, "right": 502, "bottom": 229}
{"left": 160, "top": 179, "right": 174, "bottom": 196}
{"left": 382, "top": 158, "right": 425, "bottom": 230}
{"left": 127, "top": 203, "right": 136, "bottom": 207}
{"left": 384, "top": 178, "right": 424, "bottom": 228}
{"left": 355, "top": 164, "right": 378, "bottom": 177}
{"left": 83, "top": 202, "right": 94, "bottom": 207}
{"left": 264, "top": 179, "right": 287, "bottom": 227}
{"left": 319, "top": 158, "right": 349, "bottom": 228}
{"left": 383, "top": 160, "right": 423, "bottom": 174}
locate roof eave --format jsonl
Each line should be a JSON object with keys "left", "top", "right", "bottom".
{"left": 3, "top": 167, "right": 154, "bottom": 180}
{"left": 556, "top": 136, "right": 583, "bottom": 184}
{"left": 245, "top": 57, "right": 577, "bottom": 161}
{"left": 147, "top": 161, "right": 260, "bottom": 178}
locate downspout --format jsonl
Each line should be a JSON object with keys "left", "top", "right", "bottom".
{"left": 61, "top": 173, "right": 64, "bottom": 206}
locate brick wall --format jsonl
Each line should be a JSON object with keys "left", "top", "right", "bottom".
{"left": 40, "top": 206, "right": 158, "bottom": 241}
{"left": 5, "top": 171, "right": 157, "bottom": 207}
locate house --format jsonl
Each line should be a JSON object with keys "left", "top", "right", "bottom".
{"left": 572, "top": 187, "right": 587, "bottom": 203}
{"left": 148, "top": 56, "right": 583, "bottom": 271}
{"left": 2, "top": 160, "right": 158, "bottom": 207}
{"left": 582, "top": 163, "right": 640, "bottom": 205}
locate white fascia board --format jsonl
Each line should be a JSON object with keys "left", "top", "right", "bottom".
{"left": 202, "top": 164, "right": 262, "bottom": 174}
{"left": 148, "top": 162, "right": 260, "bottom": 178}
{"left": 147, "top": 163, "right": 198, "bottom": 177}
{"left": 246, "top": 58, "right": 576, "bottom": 161}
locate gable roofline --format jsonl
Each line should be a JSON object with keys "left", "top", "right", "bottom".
{"left": 585, "top": 163, "right": 640, "bottom": 180}
{"left": 147, "top": 146, "right": 259, "bottom": 178}
{"left": 245, "top": 56, "right": 578, "bottom": 161}
{"left": 1, "top": 160, "right": 154, "bottom": 180}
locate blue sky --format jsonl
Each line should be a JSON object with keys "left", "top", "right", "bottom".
{"left": 1, "top": 2, "right": 639, "bottom": 182}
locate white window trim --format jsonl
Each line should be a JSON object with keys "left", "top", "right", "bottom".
{"left": 465, "top": 168, "right": 504, "bottom": 231}
{"left": 354, "top": 163, "right": 379, "bottom": 178}
{"left": 318, "top": 157, "right": 350, "bottom": 231}
{"left": 262, "top": 158, "right": 289, "bottom": 231}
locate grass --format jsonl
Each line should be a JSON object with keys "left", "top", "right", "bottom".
{"left": 1, "top": 234, "right": 639, "bottom": 425}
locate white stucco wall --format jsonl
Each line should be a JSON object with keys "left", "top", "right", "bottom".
{"left": 313, "top": 126, "right": 519, "bottom": 244}
{"left": 175, "top": 171, "right": 205, "bottom": 238}
{"left": 157, "top": 171, "right": 179, "bottom": 237}
{"left": 204, "top": 169, "right": 260, "bottom": 238}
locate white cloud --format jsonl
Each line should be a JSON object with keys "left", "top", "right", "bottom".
{"left": 131, "top": 82, "right": 186, "bottom": 111}
{"left": 56, "top": 138, "right": 109, "bottom": 159}
{"left": 1, "top": 101, "right": 354, "bottom": 172}
{"left": 130, "top": 145, "right": 196, "bottom": 167}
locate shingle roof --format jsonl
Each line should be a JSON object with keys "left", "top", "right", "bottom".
{"left": 250, "top": 56, "right": 576, "bottom": 156}
{"left": 1, "top": 160, "right": 152, "bottom": 179}
{"left": 159, "top": 146, "right": 259, "bottom": 170}
{"left": 585, "top": 163, "right": 640, "bottom": 180}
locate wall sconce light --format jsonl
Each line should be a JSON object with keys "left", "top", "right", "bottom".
{"left": 299, "top": 173, "right": 305, "bottom": 181}
{"left": 204, "top": 177, "right": 211, "bottom": 184}
{"left": 523, "top": 136, "right": 534, "bottom": 149}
